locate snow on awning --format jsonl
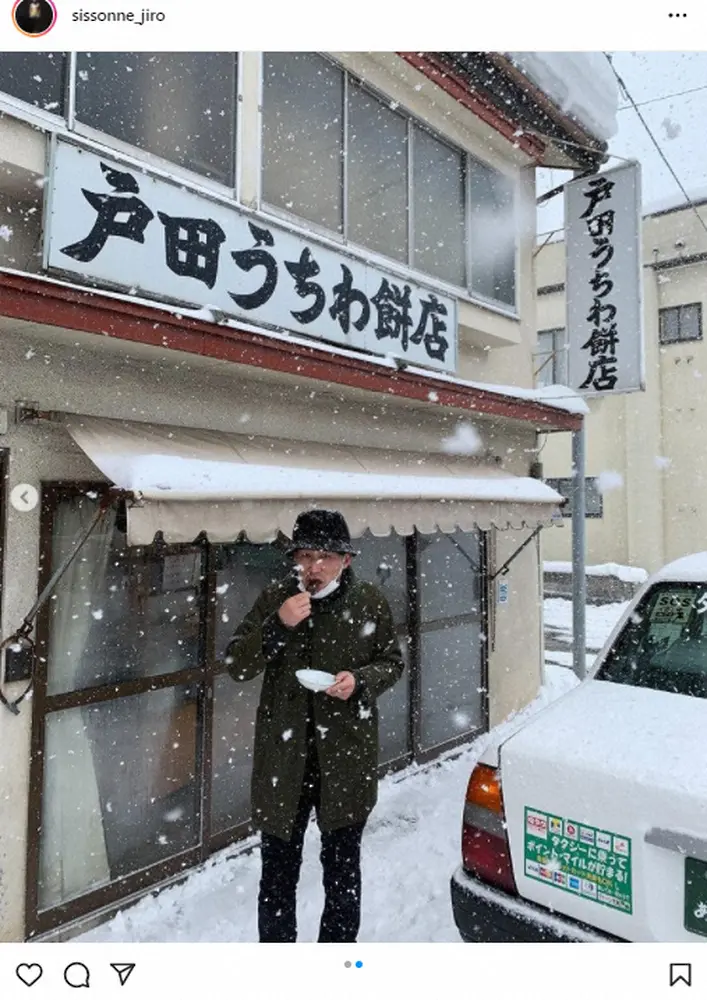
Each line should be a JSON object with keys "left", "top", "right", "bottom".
{"left": 63, "top": 415, "right": 563, "bottom": 545}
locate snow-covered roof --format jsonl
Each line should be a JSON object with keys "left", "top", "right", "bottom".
{"left": 645, "top": 187, "right": 707, "bottom": 217}
{"left": 507, "top": 52, "right": 619, "bottom": 143}
{"left": 650, "top": 552, "right": 707, "bottom": 584}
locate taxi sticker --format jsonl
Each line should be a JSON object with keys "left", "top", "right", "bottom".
{"left": 649, "top": 590, "right": 694, "bottom": 625}
{"left": 524, "top": 807, "right": 633, "bottom": 914}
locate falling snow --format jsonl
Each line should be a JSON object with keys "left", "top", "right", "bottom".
{"left": 661, "top": 117, "right": 682, "bottom": 140}
{"left": 441, "top": 423, "right": 484, "bottom": 456}
{"left": 597, "top": 470, "right": 624, "bottom": 493}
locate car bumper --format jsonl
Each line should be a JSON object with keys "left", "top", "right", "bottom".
{"left": 450, "top": 867, "right": 624, "bottom": 943}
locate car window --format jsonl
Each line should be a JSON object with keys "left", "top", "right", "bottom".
{"left": 596, "top": 582, "right": 707, "bottom": 699}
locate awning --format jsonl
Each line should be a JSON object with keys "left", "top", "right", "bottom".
{"left": 62, "top": 415, "right": 563, "bottom": 545}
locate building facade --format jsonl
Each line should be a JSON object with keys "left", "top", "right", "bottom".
{"left": 536, "top": 196, "right": 707, "bottom": 574}
{"left": 0, "top": 51, "right": 605, "bottom": 940}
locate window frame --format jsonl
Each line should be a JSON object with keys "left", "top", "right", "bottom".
{"left": 27, "top": 486, "right": 489, "bottom": 934}
{"left": 659, "top": 303, "right": 703, "bottom": 345}
{"left": 27, "top": 481, "right": 211, "bottom": 937}
{"left": 534, "top": 327, "right": 568, "bottom": 388}
{"left": 0, "top": 52, "right": 242, "bottom": 201}
{"left": 545, "top": 476, "right": 603, "bottom": 518}
{"left": 258, "top": 52, "right": 520, "bottom": 315}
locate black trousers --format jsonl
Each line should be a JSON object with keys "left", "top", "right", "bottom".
{"left": 258, "top": 768, "right": 366, "bottom": 943}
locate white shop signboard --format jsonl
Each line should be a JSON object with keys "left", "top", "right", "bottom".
{"left": 565, "top": 160, "right": 644, "bottom": 396}
{"left": 44, "top": 139, "right": 458, "bottom": 373}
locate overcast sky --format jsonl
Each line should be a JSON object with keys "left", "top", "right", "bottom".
{"left": 537, "top": 51, "right": 707, "bottom": 238}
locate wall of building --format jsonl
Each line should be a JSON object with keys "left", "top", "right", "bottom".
{"left": 0, "top": 51, "right": 559, "bottom": 939}
{"left": 535, "top": 203, "right": 707, "bottom": 574}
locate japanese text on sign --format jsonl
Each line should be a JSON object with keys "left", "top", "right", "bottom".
{"left": 524, "top": 807, "right": 633, "bottom": 914}
{"left": 578, "top": 176, "right": 618, "bottom": 392}
{"left": 565, "top": 161, "right": 643, "bottom": 396}
{"left": 45, "top": 140, "right": 457, "bottom": 372}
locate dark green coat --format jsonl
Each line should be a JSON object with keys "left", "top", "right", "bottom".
{"left": 225, "top": 569, "right": 404, "bottom": 840}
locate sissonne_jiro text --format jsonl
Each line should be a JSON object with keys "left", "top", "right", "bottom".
{"left": 71, "top": 9, "right": 166, "bottom": 23}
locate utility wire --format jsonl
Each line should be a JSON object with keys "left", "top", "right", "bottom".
{"left": 604, "top": 52, "right": 707, "bottom": 244}
{"left": 617, "top": 82, "right": 707, "bottom": 112}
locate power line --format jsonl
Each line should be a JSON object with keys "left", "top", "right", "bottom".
{"left": 617, "top": 82, "right": 707, "bottom": 113}
{"left": 604, "top": 52, "right": 707, "bottom": 244}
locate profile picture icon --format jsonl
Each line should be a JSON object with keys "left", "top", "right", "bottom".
{"left": 12, "top": 0, "right": 57, "bottom": 35}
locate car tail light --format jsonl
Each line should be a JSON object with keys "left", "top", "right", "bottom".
{"left": 461, "top": 763, "right": 517, "bottom": 895}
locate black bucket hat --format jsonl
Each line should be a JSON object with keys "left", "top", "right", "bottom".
{"left": 286, "top": 509, "right": 358, "bottom": 556}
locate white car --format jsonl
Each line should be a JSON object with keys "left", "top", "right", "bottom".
{"left": 451, "top": 552, "right": 707, "bottom": 942}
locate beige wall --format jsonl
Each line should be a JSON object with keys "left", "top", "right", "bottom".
{"left": 489, "top": 529, "right": 543, "bottom": 725}
{"left": 536, "top": 203, "right": 707, "bottom": 573}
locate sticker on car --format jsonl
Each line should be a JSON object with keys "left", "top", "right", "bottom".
{"left": 526, "top": 810, "right": 548, "bottom": 839}
{"left": 524, "top": 807, "right": 633, "bottom": 915}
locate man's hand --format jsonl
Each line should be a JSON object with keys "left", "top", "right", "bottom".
{"left": 278, "top": 593, "right": 311, "bottom": 628}
{"left": 326, "top": 671, "right": 356, "bottom": 700}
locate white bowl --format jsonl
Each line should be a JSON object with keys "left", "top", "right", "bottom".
{"left": 296, "top": 669, "right": 336, "bottom": 693}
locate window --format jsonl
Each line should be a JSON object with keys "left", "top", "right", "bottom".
{"left": 30, "top": 487, "right": 486, "bottom": 932}
{"left": 596, "top": 583, "right": 707, "bottom": 700}
{"left": 534, "top": 328, "right": 568, "bottom": 388}
{"left": 417, "top": 530, "right": 484, "bottom": 751}
{"left": 35, "top": 490, "right": 205, "bottom": 914}
{"left": 546, "top": 477, "right": 603, "bottom": 518}
{"left": 262, "top": 52, "right": 344, "bottom": 233}
{"left": 350, "top": 531, "right": 410, "bottom": 763}
{"left": 347, "top": 80, "right": 408, "bottom": 263}
{"left": 413, "top": 125, "right": 466, "bottom": 286}
{"left": 0, "top": 53, "right": 66, "bottom": 114}
{"left": 659, "top": 303, "right": 702, "bottom": 345}
{"left": 1, "top": 54, "right": 238, "bottom": 186}
{"left": 469, "top": 157, "right": 516, "bottom": 305}
{"left": 261, "top": 53, "right": 517, "bottom": 305}
{"left": 75, "top": 54, "right": 238, "bottom": 186}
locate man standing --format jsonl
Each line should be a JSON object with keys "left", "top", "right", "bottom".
{"left": 226, "top": 509, "right": 404, "bottom": 943}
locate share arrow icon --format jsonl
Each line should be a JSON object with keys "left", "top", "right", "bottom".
{"left": 110, "top": 964, "right": 136, "bottom": 987}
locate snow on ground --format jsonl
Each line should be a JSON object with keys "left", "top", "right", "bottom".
{"left": 77, "top": 599, "right": 619, "bottom": 944}
{"left": 543, "top": 597, "right": 629, "bottom": 653}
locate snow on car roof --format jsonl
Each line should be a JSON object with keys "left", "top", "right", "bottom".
{"left": 649, "top": 552, "right": 707, "bottom": 584}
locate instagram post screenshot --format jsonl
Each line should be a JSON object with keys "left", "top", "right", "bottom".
{"left": 0, "top": 3, "right": 706, "bottom": 996}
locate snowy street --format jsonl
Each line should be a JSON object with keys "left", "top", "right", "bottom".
{"left": 78, "top": 598, "right": 627, "bottom": 943}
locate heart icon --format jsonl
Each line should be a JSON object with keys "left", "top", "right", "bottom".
{"left": 16, "top": 964, "right": 43, "bottom": 987}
